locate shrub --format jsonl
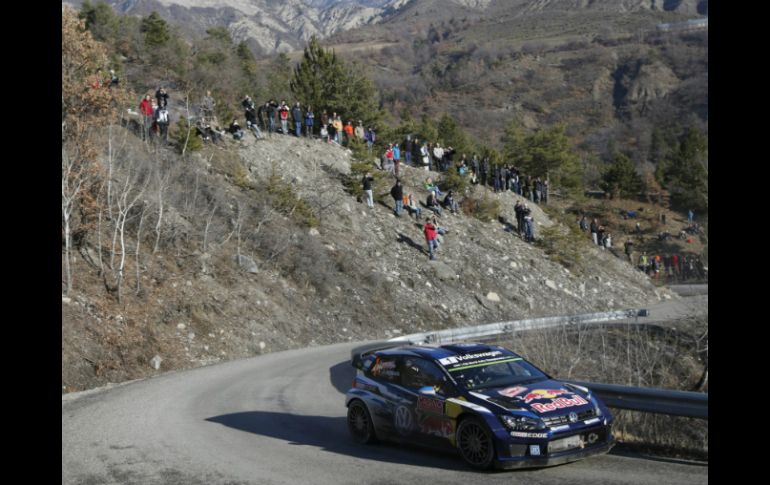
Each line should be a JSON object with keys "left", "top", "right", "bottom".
{"left": 266, "top": 167, "right": 319, "bottom": 227}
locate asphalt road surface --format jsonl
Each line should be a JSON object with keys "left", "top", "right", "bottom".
{"left": 62, "top": 339, "right": 707, "bottom": 485}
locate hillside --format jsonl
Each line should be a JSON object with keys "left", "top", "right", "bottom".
{"left": 62, "top": 128, "right": 670, "bottom": 393}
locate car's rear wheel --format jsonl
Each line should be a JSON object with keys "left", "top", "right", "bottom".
{"left": 347, "top": 400, "right": 377, "bottom": 444}
{"left": 456, "top": 417, "right": 495, "bottom": 469}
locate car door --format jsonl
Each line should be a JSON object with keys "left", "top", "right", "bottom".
{"left": 365, "top": 354, "right": 415, "bottom": 440}
{"left": 399, "top": 357, "right": 457, "bottom": 448}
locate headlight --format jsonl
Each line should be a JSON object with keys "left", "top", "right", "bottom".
{"left": 500, "top": 414, "right": 546, "bottom": 431}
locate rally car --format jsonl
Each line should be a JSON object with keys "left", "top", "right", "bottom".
{"left": 346, "top": 342, "right": 614, "bottom": 469}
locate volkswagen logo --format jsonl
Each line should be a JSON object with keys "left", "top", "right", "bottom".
{"left": 568, "top": 412, "right": 578, "bottom": 423}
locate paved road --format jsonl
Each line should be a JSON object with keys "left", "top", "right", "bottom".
{"left": 62, "top": 341, "right": 707, "bottom": 485}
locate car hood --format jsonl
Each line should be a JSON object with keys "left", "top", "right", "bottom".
{"left": 470, "top": 380, "right": 595, "bottom": 416}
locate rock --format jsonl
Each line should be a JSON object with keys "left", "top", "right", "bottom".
{"left": 509, "top": 261, "right": 518, "bottom": 269}
{"left": 150, "top": 355, "right": 162, "bottom": 370}
{"left": 432, "top": 261, "right": 456, "bottom": 281}
{"left": 259, "top": 341, "right": 266, "bottom": 350}
{"left": 545, "top": 280, "right": 557, "bottom": 290}
{"left": 177, "top": 323, "right": 186, "bottom": 330}
{"left": 486, "top": 292, "right": 501, "bottom": 302}
{"left": 188, "top": 332, "right": 195, "bottom": 340}
{"left": 309, "top": 228, "right": 320, "bottom": 236}
{"left": 235, "top": 255, "right": 258, "bottom": 274}
{"left": 62, "top": 297, "right": 72, "bottom": 304}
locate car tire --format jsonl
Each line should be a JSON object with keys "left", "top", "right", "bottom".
{"left": 348, "top": 400, "right": 377, "bottom": 444}
{"left": 456, "top": 417, "right": 495, "bottom": 470}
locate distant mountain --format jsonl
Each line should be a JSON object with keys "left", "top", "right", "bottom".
{"left": 64, "top": 0, "right": 413, "bottom": 54}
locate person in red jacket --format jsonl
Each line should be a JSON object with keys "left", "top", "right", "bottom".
{"left": 139, "top": 94, "right": 154, "bottom": 141}
{"left": 423, "top": 217, "right": 438, "bottom": 260}
{"left": 344, "top": 120, "right": 354, "bottom": 146}
{"left": 278, "top": 100, "right": 290, "bottom": 134}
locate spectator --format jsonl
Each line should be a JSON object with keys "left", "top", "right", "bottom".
{"left": 154, "top": 104, "right": 170, "bottom": 144}
{"left": 155, "top": 86, "right": 169, "bottom": 108}
{"left": 201, "top": 90, "right": 215, "bottom": 121}
{"left": 443, "top": 190, "right": 459, "bottom": 215}
{"left": 426, "top": 192, "right": 442, "bottom": 216}
{"left": 228, "top": 119, "right": 244, "bottom": 140}
{"left": 328, "top": 121, "right": 338, "bottom": 145}
{"left": 365, "top": 127, "right": 376, "bottom": 152}
{"left": 404, "top": 136, "right": 413, "bottom": 166}
{"left": 590, "top": 218, "right": 599, "bottom": 245}
{"left": 332, "top": 114, "right": 343, "bottom": 144}
{"left": 638, "top": 252, "right": 649, "bottom": 273}
{"left": 390, "top": 180, "right": 404, "bottom": 217}
{"left": 393, "top": 143, "right": 401, "bottom": 177}
{"left": 344, "top": 120, "right": 354, "bottom": 145}
{"left": 139, "top": 94, "right": 154, "bottom": 141}
{"left": 267, "top": 100, "right": 278, "bottom": 135}
{"left": 320, "top": 123, "right": 329, "bottom": 143}
{"left": 424, "top": 217, "right": 439, "bottom": 260}
{"left": 688, "top": 209, "right": 694, "bottom": 224}
{"left": 424, "top": 177, "right": 443, "bottom": 197}
{"left": 362, "top": 172, "right": 374, "bottom": 209}
{"left": 624, "top": 240, "right": 634, "bottom": 262}
{"left": 108, "top": 69, "right": 119, "bottom": 88}
{"left": 579, "top": 214, "right": 588, "bottom": 232}
{"left": 420, "top": 142, "right": 430, "bottom": 170}
{"left": 406, "top": 194, "right": 422, "bottom": 219}
{"left": 320, "top": 110, "right": 329, "bottom": 131}
{"left": 257, "top": 101, "right": 268, "bottom": 132}
{"left": 292, "top": 102, "right": 303, "bottom": 137}
{"left": 304, "top": 106, "right": 314, "bottom": 137}
{"left": 278, "top": 100, "right": 290, "bottom": 134}
{"left": 355, "top": 120, "right": 365, "bottom": 140}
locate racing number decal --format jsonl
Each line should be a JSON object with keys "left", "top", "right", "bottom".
{"left": 394, "top": 405, "right": 413, "bottom": 436}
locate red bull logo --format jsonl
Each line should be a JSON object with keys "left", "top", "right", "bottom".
{"left": 519, "top": 389, "right": 570, "bottom": 403}
{"left": 418, "top": 415, "right": 453, "bottom": 438}
{"left": 531, "top": 395, "right": 589, "bottom": 413}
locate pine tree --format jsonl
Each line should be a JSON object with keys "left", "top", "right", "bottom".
{"left": 657, "top": 126, "right": 708, "bottom": 211}
{"left": 141, "top": 12, "right": 170, "bottom": 48}
{"left": 600, "top": 152, "right": 643, "bottom": 199}
{"left": 290, "top": 36, "right": 381, "bottom": 128}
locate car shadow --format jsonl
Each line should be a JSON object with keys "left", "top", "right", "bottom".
{"left": 329, "top": 359, "right": 355, "bottom": 395}
{"left": 205, "top": 411, "right": 468, "bottom": 470}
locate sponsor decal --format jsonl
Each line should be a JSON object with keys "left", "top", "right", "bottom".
{"left": 438, "top": 351, "right": 503, "bottom": 366}
{"left": 418, "top": 415, "right": 454, "bottom": 438}
{"left": 394, "top": 405, "right": 413, "bottom": 435}
{"left": 510, "top": 431, "right": 549, "bottom": 439}
{"left": 499, "top": 386, "right": 528, "bottom": 398}
{"left": 354, "top": 381, "right": 378, "bottom": 393}
{"left": 531, "top": 395, "right": 589, "bottom": 413}
{"left": 446, "top": 398, "right": 493, "bottom": 415}
{"left": 530, "top": 444, "right": 541, "bottom": 456}
{"left": 519, "top": 389, "right": 570, "bottom": 403}
{"left": 417, "top": 396, "right": 445, "bottom": 414}
{"left": 568, "top": 412, "right": 578, "bottom": 423}
{"left": 371, "top": 359, "right": 399, "bottom": 379}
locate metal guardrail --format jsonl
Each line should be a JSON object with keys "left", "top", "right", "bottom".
{"left": 388, "top": 308, "right": 644, "bottom": 345}
{"left": 380, "top": 308, "right": 708, "bottom": 420}
{"left": 564, "top": 380, "right": 708, "bottom": 420}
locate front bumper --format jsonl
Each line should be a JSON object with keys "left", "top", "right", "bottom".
{"left": 494, "top": 437, "right": 615, "bottom": 469}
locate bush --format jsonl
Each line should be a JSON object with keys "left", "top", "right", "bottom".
{"left": 463, "top": 193, "right": 500, "bottom": 222}
{"left": 173, "top": 118, "right": 203, "bottom": 154}
{"left": 537, "top": 221, "right": 586, "bottom": 273}
{"left": 266, "top": 167, "right": 319, "bottom": 227}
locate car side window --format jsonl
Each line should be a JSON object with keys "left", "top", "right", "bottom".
{"left": 400, "top": 358, "right": 450, "bottom": 395}
{"left": 366, "top": 356, "right": 400, "bottom": 383}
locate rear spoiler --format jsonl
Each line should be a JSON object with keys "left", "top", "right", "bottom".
{"left": 350, "top": 341, "right": 408, "bottom": 369}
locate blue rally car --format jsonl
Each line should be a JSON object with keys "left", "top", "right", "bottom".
{"left": 346, "top": 342, "right": 614, "bottom": 469}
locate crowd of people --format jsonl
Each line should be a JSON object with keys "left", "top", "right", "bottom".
{"left": 132, "top": 86, "right": 705, "bottom": 273}
{"left": 577, "top": 210, "right": 706, "bottom": 283}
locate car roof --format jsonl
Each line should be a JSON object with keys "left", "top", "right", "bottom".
{"left": 376, "top": 343, "right": 520, "bottom": 362}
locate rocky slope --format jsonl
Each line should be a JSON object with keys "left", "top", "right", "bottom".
{"left": 61, "top": 131, "right": 671, "bottom": 393}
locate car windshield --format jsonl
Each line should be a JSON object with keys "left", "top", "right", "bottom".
{"left": 448, "top": 358, "right": 548, "bottom": 390}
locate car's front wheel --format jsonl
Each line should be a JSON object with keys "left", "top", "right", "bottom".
{"left": 347, "top": 400, "right": 377, "bottom": 444}
{"left": 456, "top": 417, "right": 495, "bottom": 469}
